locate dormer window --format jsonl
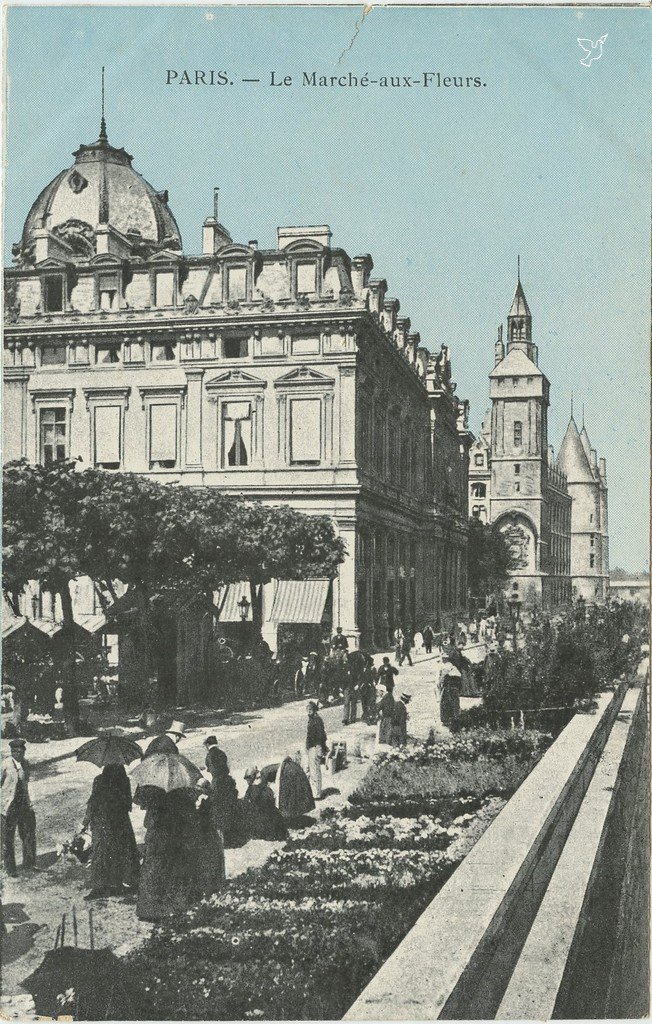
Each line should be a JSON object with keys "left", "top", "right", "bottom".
{"left": 99, "top": 273, "right": 119, "bottom": 311}
{"left": 296, "top": 262, "right": 317, "bottom": 295}
{"left": 227, "top": 267, "right": 247, "bottom": 301}
{"left": 154, "top": 271, "right": 175, "bottom": 307}
{"left": 44, "top": 276, "right": 64, "bottom": 312}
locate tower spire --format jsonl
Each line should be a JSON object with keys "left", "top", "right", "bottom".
{"left": 517, "top": 254, "right": 521, "bottom": 283}
{"left": 571, "top": 392, "right": 574, "bottom": 420}
{"left": 582, "top": 402, "right": 585, "bottom": 430}
{"left": 99, "top": 66, "right": 107, "bottom": 142}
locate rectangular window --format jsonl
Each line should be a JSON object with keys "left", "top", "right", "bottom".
{"left": 125, "top": 340, "right": 144, "bottom": 363}
{"left": 260, "top": 334, "right": 284, "bottom": 356}
{"left": 589, "top": 513, "right": 593, "bottom": 523}
{"left": 99, "top": 273, "right": 119, "bottom": 310}
{"left": 40, "top": 408, "right": 67, "bottom": 465}
{"left": 290, "top": 398, "right": 321, "bottom": 464}
{"left": 590, "top": 533, "right": 595, "bottom": 547}
{"left": 474, "top": 454, "right": 484, "bottom": 466}
{"left": 291, "top": 334, "right": 320, "bottom": 356}
{"left": 513, "top": 420, "right": 523, "bottom": 446}
{"left": 222, "top": 336, "right": 248, "bottom": 359}
{"left": 154, "top": 272, "right": 175, "bottom": 307}
{"left": 94, "top": 405, "right": 121, "bottom": 469}
{"left": 41, "top": 345, "right": 66, "bottom": 366}
{"left": 515, "top": 481, "right": 521, "bottom": 493}
{"left": 151, "top": 342, "right": 176, "bottom": 362}
{"left": 44, "top": 277, "right": 63, "bottom": 312}
{"left": 222, "top": 401, "right": 252, "bottom": 467}
{"left": 227, "top": 267, "right": 247, "bottom": 301}
{"left": 590, "top": 554, "right": 595, "bottom": 568}
{"left": 95, "top": 344, "right": 121, "bottom": 365}
{"left": 296, "top": 262, "right": 317, "bottom": 295}
{"left": 149, "top": 404, "right": 177, "bottom": 469}
{"left": 514, "top": 463, "right": 521, "bottom": 475}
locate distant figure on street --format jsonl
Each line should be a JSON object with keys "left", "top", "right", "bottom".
{"left": 393, "top": 626, "right": 405, "bottom": 665}
{"left": 422, "top": 625, "right": 435, "bottom": 654}
{"left": 439, "top": 658, "right": 463, "bottom": 730}
{"left": 341, "top": 671, "right": 358, "bottom": 725}
{"left": 1, "top": 738, "right": 36, "bottom": 876}
{"left": 143, "top": 720, "right": 186, "bottom": 757}
{"left": 359, "top": 657, "right": 377, "bottom": 723}
{"left": 241, "top": 768, "right": 288, "bottom": 840}
{"left": 331, "top": 627, "right": 349, "bottom": 652}
{"left": 391, "top": 692, "right": 411, "bottom": 747}
{"left": 402, "top": 628, "right": 414, "bottom": 667}
{"left": 377, "top": 656, "right": 399, "bottom": 694}
{"left": 294, "top": 656, "right": 311, "bottom": 698}
{"left": 82, "top": 764, "right": 139, "bottom": 900}
{"left": 376, "top": 683, "right": 396, "bottom": 750}
{"left": 305, "top": 701, "right": 328, "bottom": 799}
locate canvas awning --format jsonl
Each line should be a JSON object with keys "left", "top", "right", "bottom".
{"left": 213, "top": 582, "right": 254, "bottom": 622}
{"left": 76, "top": 613, "right": 108, "bottom": 635}
{"left": 270, "top": 580, "right": 330, "bottom": 624}
{"left": 2, "top": 597, "right": 28, "bottom": 640}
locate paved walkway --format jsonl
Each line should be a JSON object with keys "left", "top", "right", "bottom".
{"left": 1, "top": 644, "right": 485, "bottom": 1006}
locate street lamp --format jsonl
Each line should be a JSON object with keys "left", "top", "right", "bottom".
{"left": 508, "top": 594, "right": 521, "bottom": 650}
{"left": 238, "top": 594, "right": 251, "bottom": 622}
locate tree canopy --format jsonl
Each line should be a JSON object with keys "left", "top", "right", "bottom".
{"left": 3, "top": 460, "right": 346, "bottom": 728}
{"left": 467, "top": 517, "right": 512, "bottom": 601}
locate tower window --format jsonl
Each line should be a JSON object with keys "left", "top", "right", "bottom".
{"left": 44, "top": 276, "right": 64, "bottom": 312}
{"left": 514, "top": 463, "right": 521, "bottom": 475}
{"left": 474, "top": 454, "right": 484, "bottom": 466}
{"left": 471, "top": 482, "right": 486, "bottom": 498}
{"left": 513, "top": 421, "right": 523, "bottom": 446}
{"left": 590, "top": 533, "right": 595, "bottom": 547}
{"left": 515, "top": 481, "right": 521, "bottom": 493}
{"left": 590, "top": 554, "right": 595, "bottom": 568}
{"left": 589, "top": 513, "right": 593, "bottom": 523}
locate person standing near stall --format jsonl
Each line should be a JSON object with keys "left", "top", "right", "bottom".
{"left": 1, "top": 738, "right": 36, "bottom": 876}
{"left": 305, "top": 701, "right": 327, "bottom": 800}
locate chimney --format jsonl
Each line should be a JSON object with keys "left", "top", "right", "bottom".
{"left": 367, "top": 279, "right": 387, "bottom": 317}
{"left": 351, "top": 254, "right": 373, "bottom": 295}
{"left": 382, "top": 297, "right": 400, "bottom": 335}
{"left": 495, "top": 325, "right": 505, "bottom": 366}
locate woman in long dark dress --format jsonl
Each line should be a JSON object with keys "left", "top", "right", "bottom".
{"left": 439, "top": 660, "right": 463, "bottom": 730}
{"left": 261, "top": 757, "right": 315, "bottom": 820}
{"left": 209, "top": 759, "right": 248, "bottom": 848}
{"left": 193, "top": 781, "right": 226, "bottom": 899}
{"left": 136, "top": 786, "right": 199, "bottom": 922}
{"left": 82, "top": 765, "right": 140, "bottom": 899}
{"left": 240, "top": 769, "right": 288, "bottom": 841}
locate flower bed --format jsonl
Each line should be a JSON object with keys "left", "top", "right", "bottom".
{"left": 125, "top": 729, "right": 550, "bottom": 1020}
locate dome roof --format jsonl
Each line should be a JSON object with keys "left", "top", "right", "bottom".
{"left": 16, "top": 121, "right": 181, "bottom": 265}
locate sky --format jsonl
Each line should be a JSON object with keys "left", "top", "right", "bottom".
{"left": 4, "top": 5, "right": 650, "bottom": 571}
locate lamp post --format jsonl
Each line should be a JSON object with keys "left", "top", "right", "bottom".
{"left": 508, "top": 594, "right": 522, "bottom": 651}
{"left": 238, "top": 593, "right": 251, "bottom": 653}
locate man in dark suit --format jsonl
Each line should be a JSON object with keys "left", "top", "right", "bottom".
{"left": 1, "top": 738, "right": 36, "bottom": 876}
{"left": 330, "top": 627, "right": 349, "bottom": 652}
{"left": 203, "top": 735, "right": 228, "bottom": 777}
{"left": 143, "top": 720, "right": 186, "bottom": 757}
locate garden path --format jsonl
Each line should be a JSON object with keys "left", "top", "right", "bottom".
{"left": 1, "top": 644, "right": 485, "bottom": 1008}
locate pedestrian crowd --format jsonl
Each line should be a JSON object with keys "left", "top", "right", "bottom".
{"left": 2, "top": 620, "right": 491, "bottom": 925}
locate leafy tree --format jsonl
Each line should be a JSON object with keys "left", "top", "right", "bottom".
{"left": 3, "top": 460, "right": 346, "bottom": 726}
{"left": 467, "top": 517, "right": 511, "bottom": 602}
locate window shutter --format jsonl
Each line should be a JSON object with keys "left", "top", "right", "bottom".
{"left": 290, "top": 399, "right": 321, "bottom": 463}
{"left": 94, "top": 406, "right": 121, "bottom": 465}
{"left": 150, "top": 404, "right": 177, "bottom": 462}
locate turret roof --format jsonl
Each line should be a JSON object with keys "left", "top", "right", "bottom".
{"left": 489, "top": 346, "right": 543, "bottom": 378}
{"left": 580, "top": 424, "right": 592, "bottom": 459}
{"left": 508, "top": 279, "right": 531, "bottom": 319}
{"left": 557, "top": 417, "right": 595, "bottom": 483}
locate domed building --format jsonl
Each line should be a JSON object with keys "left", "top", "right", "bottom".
{"left": 12, "top": 118, "right": 181, "bottom": 270}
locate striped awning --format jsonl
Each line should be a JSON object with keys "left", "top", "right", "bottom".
{"left": 76, "top": 613, "right": 108, "bottom": 635}
{"left": 213, "top": 582, "right": 254, "bottom": 623}
{"left": 270, "top": 579, "right": 330, "bottom": 624}
{"left": 2, "top": 598, "right": 27, "bottom": 640}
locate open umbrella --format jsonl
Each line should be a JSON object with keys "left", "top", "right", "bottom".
{"left": 75, "top": 735, "right": 143, "bottom": 768}
{"left": 130, "top": 751, "right": 201, "bottom": 793}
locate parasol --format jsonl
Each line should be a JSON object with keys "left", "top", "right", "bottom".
{"left": 130, "top": 751, "right": 201, "bottom": 793}
{"left": 75, "top": 735, "right": 143, "bottom": 768}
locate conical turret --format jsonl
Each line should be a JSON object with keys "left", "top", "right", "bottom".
{"left": 557, "top": 417, "right": 595, "bottom": 483}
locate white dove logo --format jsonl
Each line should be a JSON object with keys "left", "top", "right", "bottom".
{"left": 578, "top": 34, "right": 608, "bottom": 67}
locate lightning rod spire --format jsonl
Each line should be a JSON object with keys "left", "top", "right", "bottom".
{"left": 99, "top": 66, "right": 107, "bottom": 142}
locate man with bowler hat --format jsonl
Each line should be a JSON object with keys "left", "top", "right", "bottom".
{"left": 1, "top": 738, "right": 36, "bottom": 876}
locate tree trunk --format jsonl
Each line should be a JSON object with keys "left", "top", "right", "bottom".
{"left": 58, "top": 583, "right": 81, "bottom": 736}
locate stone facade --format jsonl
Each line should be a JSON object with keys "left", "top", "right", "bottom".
{"left": 467, "top": 275, "right": 610, "bottom": 610}
{"left": 3, "top": 120, "right": 472, "bottom": 662}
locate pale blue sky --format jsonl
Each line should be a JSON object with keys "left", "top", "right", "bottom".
{"left": 4, "top": 5, "right": 650, "bottom": 570}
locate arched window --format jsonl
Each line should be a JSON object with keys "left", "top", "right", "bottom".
{"left": 471, "top": 482, "right": 487, "bottom": 498}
